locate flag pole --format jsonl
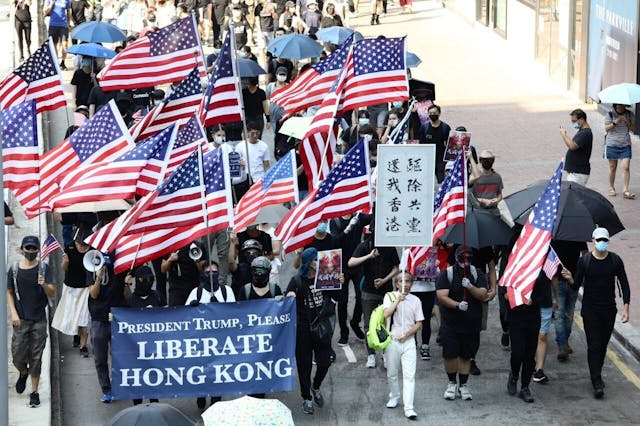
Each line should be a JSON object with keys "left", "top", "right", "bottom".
{"left": 196, "top": 145, "right": 214, "bottom": 293}
{"left": 313, "top": 130, "right": 335, "bottom": 188}
{"left": 129, "top": 234, "right": 144, "bottom": 274}
{"left": 0, "top": 96, "right": 9, "bottom": 426}
{"left": 461, "top": 149, "right": 468, "bottom": 301}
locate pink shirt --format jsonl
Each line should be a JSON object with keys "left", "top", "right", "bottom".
{"left": 383, "top": 292, "right": 424, "bottom": 340}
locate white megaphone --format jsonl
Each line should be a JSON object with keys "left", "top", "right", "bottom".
{"left": 189, "top": 243, "right": 202, "bottom": 261}
{"left": 83, "top": 250, "right": 105, "bottom": 272}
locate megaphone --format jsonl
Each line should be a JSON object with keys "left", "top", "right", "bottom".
{"left": 189, "top": 243, "right": 202, "bottom": 261}
{"left": 83, "top": 250, "right": 105, "bottom": 272}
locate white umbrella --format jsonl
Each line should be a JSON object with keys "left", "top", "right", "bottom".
{"left": 597, "top": 83, "right": 640, "bottom": 105}
{"left": 278, "top": 116, "right": 314, "bottom": 140}
{"left": 202, "top": 396, "right": 293, "bottom": 426}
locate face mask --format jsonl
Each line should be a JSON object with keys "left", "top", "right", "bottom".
{"left": 317, "top": 222, "right": 328, "bottom": 234}
{"left": 241, "top": 251, "right": 259, "bottom": 265}
{"left": 214, "top": 136, "right": 225, "bottom": 144}
{"left": 480, "top": 159, "right": 494, "bottom": 170}
{"left": 456, "top": 257, "right": 471, "bottom": 269}
{"left": 201, "top": 271, "right": 220, "bottom": 291}
{"left": 134, "top": 278, "right": 154, "bottom": 296}
{"left": 392, "top": 101, "right": 403, "bottom": 108}
{"left": 429, "top": 114, "right": 439, "bottom": 122}
{"left": 252, "top": 267, "right": 270, "bottom": 287}
{"left": 358, "top": 118, "right": 369, "bottom": 126}
{"left": 362, "top": 134, "right": 372, "bottom": 143}
{"left": 212, "top": 48, "right": 221, "bottom": 55}
{"left": 24, "top": 252, "right": 37, "bottom": 261}
{"left": 276, "top": 74, "right": 287, "bottom": 82}
{"left": 595, "top": 241, "right": 608, "bottom": 252}
{"left": 82, "top": 59, "right": 92, "bottom": 68}
{"left": 572, "top": 123, "right": 580, "bottom": 129}
{"left": 388, "top": 119, "right": 398, "bottom": 127}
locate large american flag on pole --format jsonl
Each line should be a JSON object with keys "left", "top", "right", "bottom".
{"left": 165, "top": 115, "right": 208, "bottom": 179}
{"left": 129, "top": 67, "right": 203, "bottom": 142}
{"left": 269, "top": 34, "right": 354, "bottom": 117}
{"left": 500, "top": 161, "right": 563, "bottom": 308}
{"left": 2, "top": 100, "right": 39, "bottom": 189}
{"left": 97, "top": 16, "right": 206, "bottom": 91}
{"left": 0, "top": 39, "right": 66, "bottom": 113}
{"left": 51, "top": 123, "right": 176, "bottom": 209}
{"left": 275, "top": 138, "right": 371, "bottom": 255}
{"left": 234, "top": 150, "right": 298, "bottom": 233}
{"left": 199, "top": 33, "right": 243, "bottom": 127}
{"left": 300, "top": 125, "right": 338, "bottom": 191}
{"left": 14, "top": 100, "right": 134, "bottom": 218}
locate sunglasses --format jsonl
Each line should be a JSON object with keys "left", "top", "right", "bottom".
{"left": 595, "top": 238, "right": 609, "bottom": 242}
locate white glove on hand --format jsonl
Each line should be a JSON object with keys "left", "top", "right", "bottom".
{"left": 458, "top": 301, "right": 469, "bottom": 312}
{"left": 344, "top": 215, "right": 359, "bottom": 234}
{"left": 461, "top": 278, "right": 472, "bottom": 289}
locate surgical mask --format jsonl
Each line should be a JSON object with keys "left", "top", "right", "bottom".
{"left": 388, "top": 119, "right": 398, "bottom": 127}
{"left": 595, "top": 241, "right": 608, "bottom": 252}
{"left": 24, "top": 252, "right": 37, "bottom": 261}
{"left": 276, "top": 74, "right": 287, "bottom": 82}
{"left": 251, "top": 267, "right": 270, "bottom": 287}
{"left": 317, "top": 222, "right": 328, "bottom": 234}
{"left": 392, "top": 101, "right": 403, "bottom": 108}
{"left": 82, "top": 59, "right": 92, "bottom": 68}
{"left": 429, "top": 114, "right": 439, "bottom": 122}
{"left": 214, "top": 136, "right": 225, "bottom": 144}
{"left": 572, "top": 123, "right": 580, "bottom": 129}
{"left": 362, "top": 134, "right": 372, "bottom": 143}
{"left": 134, "top": 278, "right": 154, "bottom": 296}
{"left": 358, "top": 118, "right": 369, "bottom": 126}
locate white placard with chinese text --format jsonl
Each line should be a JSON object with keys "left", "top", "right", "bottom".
{"left": 374, "top": 144, "right": 435, "bottom": 247}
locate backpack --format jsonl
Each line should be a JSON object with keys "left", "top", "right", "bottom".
{"left": 243, "top": 282, "right": 278, "bottom": 299}
{"left": 366, "top": 292, "right": 396, "bottom": 351}
{"left": 445, "top": 265, "right": 478, "bottom": 286}
{"left": 196, "top": 284, "right": 228, "bottom": 303}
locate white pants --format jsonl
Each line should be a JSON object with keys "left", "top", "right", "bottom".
{"left": 386, "top": 339, "right": 416, "bottom": 411}
{"left": 567, "top": 172, "right": 589, "bottom": 186}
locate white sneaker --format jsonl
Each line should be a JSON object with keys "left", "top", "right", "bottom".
{"left": 382, "top": 353, "right": 387, "bottom": 369}
{"left": 386, "top": 396, "right": 399, "bottom": 408}
{"left": 444, "top": 382, "right": 457, "bottom": 400}
{"left": 405, "top": 409, "right": 418, "bottom": 420}
{"left": 458, "top": 384, "right": 473, "bottom": 400}
{"left": 366, "top": 354, "right": 376, "bottom": 368}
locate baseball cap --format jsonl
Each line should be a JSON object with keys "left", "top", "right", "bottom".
{"left": 21, "top": 235, "right": 40, "bottom": 249}
{"left": 592, "top": 227, "right": 610, "bottom": 241}
{"left": 285, "top": 0, "right": 294, "bottom": 6}
{"left": 478, "top": 149, "right": 495, "bottom": 159}
{"left": 306, "top": 0, "right": 317, "bottom": 5}
{"left": 276, "top": 66, "right": 287, "bottom": 76}
{"left": 134, "top": 265, "right": 154, "bottom": 279}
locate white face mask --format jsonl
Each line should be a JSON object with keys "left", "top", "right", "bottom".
{"left": 362, "top": 134, "right": 372, "bottom": 142}
{"left": 276, "top": 74, "right": 287, "bottom": 82}
{"left": 214, "top": 136, "right": 225, "bottom": 144}
{"left": 388, "top": 119, "right": 398, "bottom": 126}
{"left": 358, "top": 118, "right": 369, "bottom": 126}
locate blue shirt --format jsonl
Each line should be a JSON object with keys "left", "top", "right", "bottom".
{"left": 47, "top": 0, "right": 71, "bottom": 27}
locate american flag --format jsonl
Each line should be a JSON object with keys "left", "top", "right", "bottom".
{"left": 199, "top": 33, "right": 243, "bottom": 127}
{"left": 234, "top": 150, "right": 298, "bottom": 232}
{"left": 300, "top": 125, "right": 338, "bottom": 190}
{"left": 0, "top": 39, "right": 66, "bottom": 113}
{"left": 40, "top": 234, "right": 61, "bottom": 260}
{"left": 14, "top": 100, "right": 134, "bottom": 218}
{"left": 97, "top": 16, "right": 206, "bottom": 91}
{"left": 129, "top": 67, "right": 203, "bottom": 141}
{"left": 2, "top": 100, "right": 39, "bottom": 189}
{"left": 73, "top": 111, "right": 87, "bottom": 127}
{"left": 500, "top": 162, "right": 563, "bottom": 308}
{"left": 270, "top": 34, "right": 354, "bottom": 117}
{"left": 165, "top": 115, "right": 208, "bottom": 179}
{"left": 339, "top": 37, "right": 409, "bottom": 112}
{"left": 542, "top": 246, "right": 562, "bottom": 280}
{"left": 51, "top": 123, "right": 176, "bottom": 209}
{"left": 275, "top": 138, "right": 371, "bottom": 254}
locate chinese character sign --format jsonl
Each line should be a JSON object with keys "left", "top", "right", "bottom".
{"left": 374, "top": 144, "right": 435, "bottom": 247}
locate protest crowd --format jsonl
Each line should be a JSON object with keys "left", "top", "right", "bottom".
{"left": 2, "top": 0, "right": 633, "bottom": 423}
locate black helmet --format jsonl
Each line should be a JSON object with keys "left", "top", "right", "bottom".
{"left": 241, "top": 239, "right": 263, "bottom": 253}
{"left": 251, "top": 256, "right": 271, "bottom": 287}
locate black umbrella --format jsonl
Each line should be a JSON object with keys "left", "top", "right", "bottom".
{"left": 441, "top": 206, "right": 516, "bottom": 248}
{"left": 105, "top": 403, "right": 195, "bottom": 426}
{"left": 504, "top": 180, "right": 624, "bottom": 242}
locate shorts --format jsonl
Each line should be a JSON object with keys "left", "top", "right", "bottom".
{"left": 566, "top": 172, "right": 589, "bottom": 186}
{"left": 539, "top": 307, "right": 553, "bottom": 334}
{"left": 441, "top": 327, "right": 480, "bottom": 360}
{"left": 606, "top": 144, "right": 632, "bottom": 160}
{"left": 12, "top": 320, "right": 48, "bottom": 377}
{"left": 49, "top": 26, "right": 68, "bottom": 44}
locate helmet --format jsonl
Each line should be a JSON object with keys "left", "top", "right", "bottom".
{"left": 251, "top": 256, "right": 271, "bottom": 271}
{"left": 241, "top": 239, "right": 263, "bottom": 253}
{"left": 251, "top": 256, "right": 271, "bottom": 286}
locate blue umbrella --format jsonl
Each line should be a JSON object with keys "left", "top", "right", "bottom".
{"left": 406, "top": 52, "right": 421, "bottom": 68}
{"left": 267, "top": 34, "right": 323, "bottom": 60}
{"left": 71, "top": 21, "right": 126, "bottom": 43}
{"left": 316, "top": 27, "right": 354, "bottom": 45}
{"left": 597, "top": 83, "right": 640, "bottom": 105}
{"left": 238, "top": 59, "right": 266, "bottom": 77}
{"left": 67, "top": 43, "right": 117, "bottom": 59}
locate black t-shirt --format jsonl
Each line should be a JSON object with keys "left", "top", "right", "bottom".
{"left": 231, "top": 263, "right": 253, "bottom": 295}
{"left": 286, "top": 274, "right": 327, "bottom": 325}
{"left": 242, "top": 87, "right": 267, "bottom": 122}
{"left": 71, "top": 68, "right": 94, "bottom": 106}
{"left": 70, "top": 0, "right": 89, "bottom": 25}
{"left": 237, "top": 230, "right": 273, "bottom": 255}
{"left": 564, "top": 128, "right": 593, "bottom": 175}
{"left": 15, "top": 1, "right": 31, "bottom": 23}
{"left": 572, "top": 252, "right": 630, "bottom": 311}
{"left": 212, "top": 0, "right": 227, "bottom": 22}
{"left": 436, "top": 265, "right": 488, "bottom": 333}
{"left": 130, "top": 87, "right": 154, "bottom": 109}
{"left": 423, "top": 121, "right": 449, "bottom": 156}
{"left": 87, "top": 85, "right": 116, "bottom": 112}
{"left": 351, "top": 239, "right": 399, "bottom": 295}
{"left": 88, "top": 259, "right": 127, "bottom": 322}
{"left": 508, "top": 271, "right": 547, "bottom": 325}
{"left": 255, "top": 3, "right": 276, "bottom": 32}
{"left": 320, "top": 14, "right": 342, "bottom": 28}
{"left": 224, "top": 18, "right": 250, "bottom": 48}
{"left": 64, "top": 245, "right": 91, "bottom": 288}
{"left": 237, "top": 284, "right": 282, "bottom": 300}
{"left": 126, "top": 291, "right": 163, "bottom": 308}
{"left": 330, "top": 214, "right": 372, "bottom": 269}
{"left": 551, "top": 240, "right": 588, "bottom": 275}
{"left": 8, "top": 263, "right": 52, "bottom": 322}
{"left": 165, "top": 247, "right": 201, "bottom": 294}
{"left": 307, "top": 233, "right": 341, "bottom": 252}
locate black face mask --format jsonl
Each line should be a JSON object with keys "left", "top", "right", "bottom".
{"left": 135, "top": 278, "right": 154, "bottom": 296}
{"left": 200, "top": 271, "right": 220, "bottom": 292}
{"left": 480, "top": 159, "right": 494, "bottom": 170}
{"left": 24, "top": 252, "right": 38, "bottom": 261}
{"left": 429, "top": 114, "right": 439, "bottom": 122}
{"left": 251, "top": 267, "right": 270, "bottom": 288}
{"left": 240, "top": 251, "right": 259, "bottom": 265}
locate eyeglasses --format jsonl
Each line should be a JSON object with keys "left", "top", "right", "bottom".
{"left": 595, "top": 238, "right": 609, "bottom": 242}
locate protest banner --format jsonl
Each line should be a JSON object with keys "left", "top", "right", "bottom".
{"left": 443, "top": 130, "right": 471, "bottom": 161}
{"left": 375, "top": 144, "right": 435, "bottom": 247}
{"left": 111, "top": 298, "right": 297, "bottom": 400}
{"left": 315, "top": 249, "right": 342, "bottom": 290}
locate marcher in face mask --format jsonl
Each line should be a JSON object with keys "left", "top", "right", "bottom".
{"left": 469, "top": 149, "right": 504, "bottom": 210}
{"left": 560, "top": 108, "right": 592, "bottom": 187}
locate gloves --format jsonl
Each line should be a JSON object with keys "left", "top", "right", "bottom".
{"left": 461, "top": 278, "right": 472, "bottom": 289}
{"left": 458, "top": 301, "right": 469, "bottom": 312}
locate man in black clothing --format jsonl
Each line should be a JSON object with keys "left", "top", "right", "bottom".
{"left": 161, "top": 244, "right": 203, "bottom": 306}
{"left": 421, "top": 104, "right": 451, "bottom": 183}
{"left": 237, "top": 225, "right": 273, "bottom": 256}
{"left": 242, "top": 77, "right": 270, "bottom": 138}
{"left": 229, "top": 238, "right": 263, "bottom": 297}
{"left": 71, "top": 57, "right": 96, "bottom": 107}
{"left": 563, "top": 227, "right": 630, "bottom": 399}
{"left": 561, "top": 108, "right": 592, "bottom": 186}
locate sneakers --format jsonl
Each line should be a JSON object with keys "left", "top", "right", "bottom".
{"left": 501, "top": 333, "right": 510, "bottom": 350}
{"left": 532, "top": 369, "right": 549, "bottom": 384}
{"left": 329, "top": 348, "right": 336, "bottom": 363}
{"left": 29, "top": 392, "right": 40, "bottom": 408}
{"left": 593, "top": 382, "right": 605, "bottom": 399}
{"left": 60, "top": 61, "right": 67, "bottom": 71}
{"left": 100, "top": 393, "right": 113, "bottom": 403}
{"left": 458, "top": 384, "right": 472, "bottom": 400}
{"left": 350, "top": 320, "right": 365, "bottom": 340}
{"left": 518, "top": 387, "right": 534, "bottom": 403}
{"left": 405, "top": 409, "right": 418, "bottom": 420}
{"left": 386, "top": 396, "right": 399, "bottom": 408}
{"left": 16, "top": 372, "right": 28, "bottom": 394}
{"left": 557, "top": 347, "right": 569, "bottom": 362}
{"left": 444, "top": 382, "right": 457, "bottom": 400}
{"left": 302, "top": 399, "right": 314, "bottom": 414}
{"left": 337, "top": 335, "right": 348, "bottom": 346}
{"left": 507, "top": 372, "right": 517, "bottom": 396}
{"left": 420, "top": 344, "right": 431, "bottom": 360}
{"left": 366, "top": 354, "right": 376, "bottom": 368}
{"left": 73, "top": 335, "right": 81, "bottom": 347}
{"left": 311, "top": 388, "right": 324, "bottom": 407}
{"left": 80, "top": 347, "right": 89, "bottom": 358}
{"left": 469, "top": 360, "right": 481, "bottom": 376}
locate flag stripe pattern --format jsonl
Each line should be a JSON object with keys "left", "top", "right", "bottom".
{"left": 543, "top": 246, "right": 562, "bottom": 280}
{"left": 2, "top": 100, "right": 39, "bottom": 189}
{"left": 300, "top": 126, "right": 337, "bottom": 190}
{"left": 500, "top": 162, "right": 563, "bottom": 308}
{"left": 234, "top": 150, "right": 298, "bottom": 232}
{"left": 97, "top": 16, "right": 206, "bottom": 91}
{"left": 129, "top": 67, "right": 203, "bottom": 141}
{"left": 14, "top": 101, "right": 134, "bottom": 218}
{"left": 0, "top": 39, "right": 66, "bottom": 113}
{"left": 41, "top": 234, "right": 61, "bottom": 260}
{"left": 275, "top": 139, "right": 371, "bottom": 254}
{"left": 165, "top": 115, "right": 208, "bottom": 179}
